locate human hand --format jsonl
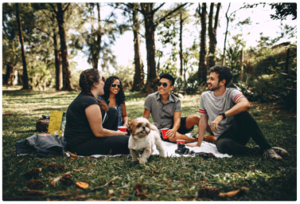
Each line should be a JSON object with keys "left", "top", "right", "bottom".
{"left": 211, "top": 116, "right": 223, "bottom": 133}
{"left": 166, "top": 128, "right": 176, "bottom": 138}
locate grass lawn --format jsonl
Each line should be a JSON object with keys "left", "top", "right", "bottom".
{"left": 2, "top": 88, "right": 297, "bottom": 201}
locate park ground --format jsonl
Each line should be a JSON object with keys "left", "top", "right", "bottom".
{"left": 2, "top": 87, "right": 297, "bottom": 201}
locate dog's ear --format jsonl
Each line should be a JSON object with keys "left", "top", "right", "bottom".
{"left": 127, "top": 121, "right": 134, "bottom": 135}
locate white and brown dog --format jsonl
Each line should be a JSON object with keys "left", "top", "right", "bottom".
{"left": 128, "top": 117, "right": 165, "bottom": 163}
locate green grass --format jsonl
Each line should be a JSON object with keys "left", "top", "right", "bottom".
{"left": 2, "top": 89, "right": 297, "bottom": 201}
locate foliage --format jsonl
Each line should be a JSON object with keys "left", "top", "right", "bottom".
{"left": 2, "top": 90, "right": 297, "bottom": 201}
{"left": 235, "top": 41, "right": 297, "bottom": 111}
{"left": 105, "top": 65, "right": 135, "bottom": 90}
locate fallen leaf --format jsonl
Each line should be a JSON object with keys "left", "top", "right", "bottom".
{"left": 27, "top": 179, "right": 45, "bottom": 189}
{"left": 134, "top": 183, "right": 148, "bottom": 197}
{"left": 108, "top": 189, "right": 114, "bottom": 195}
{"left": 48, "top": 162, "right": 65, "bottom": 172}
{"left": 62, "top": 172, "right": 73, "bottom": 185}
{"left": 219, "top": 189, "right": 241, "bottom": 197}
{"left": 74, "top": 167, "right": 85, "bottom": 172}
{"left": 24, "top": 168, "right": 42, "bottom": 178}
{"left": 198, "top": 186, "right": 219, "bottom": 198}
{"left": 76, "top": 182, "right": 89, "bottom": 189}
{"left": 27, "top": 190, "right": 46, "bottom": 196}
{"left": 50, "top": 176, "right": 62, "bottom": 186}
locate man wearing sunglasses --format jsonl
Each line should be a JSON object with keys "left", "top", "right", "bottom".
{"left": 143, "top": 73, "right": 211, "bottom": 143}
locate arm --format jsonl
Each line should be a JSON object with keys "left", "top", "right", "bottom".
{"left": 143, "top": 108, "right": 151, "bottom": 119}
{"left": 167, "top": 111, "right": 181, "bottom": 138}
{"left": 187, "top": 115, "right": 208, "bottom": 147}
{"left": 211, "top": 97, "right": 251, "bottom": 133}
{"left": 85, "top": 104, "right": 125, "bottom": 137}
{"left": 121, "top": 103, "right": 129, "bottom": 126}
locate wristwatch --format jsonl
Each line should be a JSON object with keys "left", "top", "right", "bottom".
{"left": 219, "top": 112, "right": 226, "bottom": 120}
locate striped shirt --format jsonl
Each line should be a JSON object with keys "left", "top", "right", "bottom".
{"left": 199, "top": 88, "right": 245, "bottom": 138}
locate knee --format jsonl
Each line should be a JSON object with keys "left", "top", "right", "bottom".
{"left": 187, "top": 115, "right": 200, "bottom": 125}
{"left": 216, "top": 139, "right": 232, "bottom": 154}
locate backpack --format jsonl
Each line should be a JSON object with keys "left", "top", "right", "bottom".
{"left": 16, "top": 134, "right": 65, "bottom": 157}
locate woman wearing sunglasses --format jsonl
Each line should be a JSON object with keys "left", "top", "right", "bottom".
{"left": 98, "top": 76, "right": 129, "bottom": 127}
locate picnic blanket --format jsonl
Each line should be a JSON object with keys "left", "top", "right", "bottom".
{"left": 66, "top": 139, "right": 232, "bottom": 158}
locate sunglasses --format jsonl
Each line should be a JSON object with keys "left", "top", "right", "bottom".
{"left": 158, "top": 82, "right": 168, "bottom": 87}
{"left": 111, "top": 83, "right": 121, "bottom": 88}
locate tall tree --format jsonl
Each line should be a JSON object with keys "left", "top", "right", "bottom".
{"left": 197, "top": 3, "right": 207, "bottom": 84}
{"left": 140, "top": 3, "right": 188, "bottom": 91}
{"left": 16, "top": 3, "right": 29, "bottom": 89}
{"left": 49, "top": 3, "right": 73, "bottom": 90}
{"left": 131, "top": 3, "right": 144, "bottom": 91}
{"left": 178, "top": 8, "right": 189, "bottom": 77}
{"left": 208, "top": 3, "right": 221, "bottom": 69}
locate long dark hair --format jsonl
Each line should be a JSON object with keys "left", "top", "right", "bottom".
{"left": 102, "top": 76, "right": 125, "bottom": 105}
{"left": 79, "top": 68, "right": 109, "bottom": 112}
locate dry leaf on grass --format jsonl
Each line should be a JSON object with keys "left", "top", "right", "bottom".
{"left": 219, "top": 187, "right": 249, "bottom": 197}
{"left": 108, "top": 189, "right": 114, "bottom": 195}
{"left": 62, "top": 172, "right": 73, "bottom": 185}
{"left": 50, "top": 176, "right": 62, "bottom": 186}
{"left": 76, "top": 182, "right": 89, "bottom": 189}
{"left": 27, "top": 179, "right": 45, "bottom": 189}
{"left": 27, "top": 190, "right": 46, "bottom": 196}
{"left": 48, "top": 162, "right": 65, "bottom": 172}
{"left": 134, "top": 183, "right": 148, "bottom": 197}
{"left": 74, "top": 167, "right": 85, "bottom": 172}
{"left": 24, "top": 168, "right": 42, "bottom": 178}
{"left": 198, "top": 186, "right": 219, "bottom": 198}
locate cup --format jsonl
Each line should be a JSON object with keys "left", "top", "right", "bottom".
{"left": 161, "top": 128, "right": 169, "bottom": 139}
{"left": 118, "top": 126, "right": 127, "bottom": 133}
{"left": 177, "top": 139, "right": 185, "bottom": 148}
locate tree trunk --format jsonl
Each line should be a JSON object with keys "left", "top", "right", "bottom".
{"left": 141, "top": 3, "right": 159, "bottom": 92}
{"left": 95, "top": 3, "right": 102, "bottom": 70}
{"left": 16, "top": 3, "right": 29, "bottom": 89}
{"left": 208, "top": 3, "right": 221, "bottom": 69}
{"left": 56, "top": 3, "right": 73, "bottom": 90}
{"left": 132, "top": 3, "right": 144, "bottom": 91}
{"left": 54, "top": 30, "right": 62, "bottom": 90}
{"left": 179, "top": 11, "right": 183, "bottom": 76}
{"left": 198, "top": 3, "right": 207, "bottom": 84}
{"left": 222, "top": 3, "right": 231, "bottom": 65}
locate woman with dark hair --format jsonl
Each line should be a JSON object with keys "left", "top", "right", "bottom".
{"left": 64, "top": 68, "right": 129, "bottom": 156}
{"left": 98, "top": 76, "right": 128, "bottom": 127}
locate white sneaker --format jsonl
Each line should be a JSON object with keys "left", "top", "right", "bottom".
{"left": 263, "top": 148, "right": 282, "bottom": 160}
{"left": 272, "top": 147, "right": 289, "bottom": 157}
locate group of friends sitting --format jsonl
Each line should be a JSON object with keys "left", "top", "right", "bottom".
{"left": 64, "top": 65, "right": 288, "bottom": 160}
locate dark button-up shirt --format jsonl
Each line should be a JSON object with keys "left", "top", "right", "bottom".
{"left": 144, "top": 91, "right": 181, "bottom": 129}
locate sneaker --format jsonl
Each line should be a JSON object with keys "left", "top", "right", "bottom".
{"left": 272, "top": 147, "right": 289, "bottom": 157}
{"left": 262, "top": 148, "right": 282, "bottom": 160}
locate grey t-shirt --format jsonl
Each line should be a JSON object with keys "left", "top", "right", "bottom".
{"left": 144, "top": 91, "right": 181, "bottom": 129}
{"left": 199, "top": 88, "right": 245, "bottom": 138}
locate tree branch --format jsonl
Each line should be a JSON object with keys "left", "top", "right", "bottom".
{"left": 63, "top": 3, "right": 71, "bottom": 12}
{"left": 152, "top": 3, "right": 165, "bottom": 14}
{"left": 155, "top": 3, "right": 188, "bottom": 27}
{"left": 48, "top": 3, "right": 57, "bottom": 14}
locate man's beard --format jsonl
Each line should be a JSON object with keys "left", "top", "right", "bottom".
{"left": 208, "top": 83, "right": 220, "bottom": 91}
